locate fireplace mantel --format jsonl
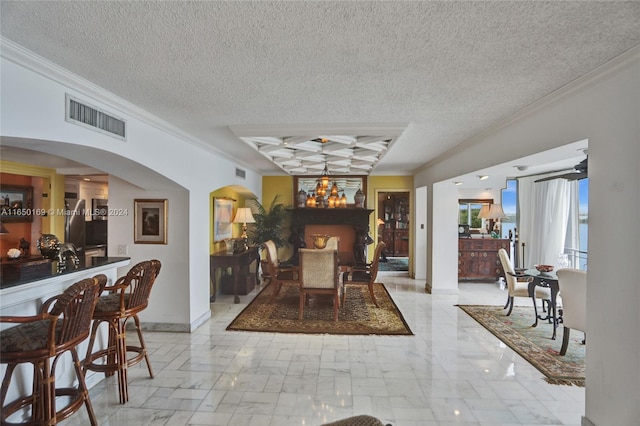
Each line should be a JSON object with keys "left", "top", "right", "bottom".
{"left": 290, "top": 208, "right": 374, "bottom": 228}
{"left": 289, "top": 208, "right": 374, "bottom": 266}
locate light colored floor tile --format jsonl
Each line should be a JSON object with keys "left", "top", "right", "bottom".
{"left": 77, "top": 277, "right": 584, "bottom": 425}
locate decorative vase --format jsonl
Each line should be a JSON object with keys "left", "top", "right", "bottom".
{"left": 311, "top": 234, "right": 330, "bottom": 249}
{"left": 297, "top": 189, "right": 307, "bottom": 208}
{"left": 354, "top": 188, "right": 365, "bottom": 208}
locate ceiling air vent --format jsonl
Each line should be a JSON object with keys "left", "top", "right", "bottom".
{"left": 235, "top": 167, "right": 246, "bottom": 179}
{"left": 65, "top": 94, "right": 126, "bottom": 140}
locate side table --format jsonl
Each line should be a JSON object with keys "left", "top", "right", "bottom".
{"left": 210, "top": 246, "right": 259, "bottom": 303}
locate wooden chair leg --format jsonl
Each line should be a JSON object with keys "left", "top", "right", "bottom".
{"left": 333, "top": 292, "right": 339, "bottom": 321}
{"left": 368, "top": 283, "right": 379, "bottom": 307}
{"left": 299, "top": 291, "right": 305, "bottom": 320}
{"left": 132, "top": 315, "right": 154, "bottom": 379}
{"left": 115, "top": 319, "right": 129, "bottom": 404}
{"left": 70, "top": 348, "right": 98, "bottom": 426}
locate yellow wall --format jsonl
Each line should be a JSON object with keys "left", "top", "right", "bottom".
{"left": 262, "top": 176, "right": 294, "bottom": 209}
{"left": 209, "top": 187, "right": 253, "bottom": 254}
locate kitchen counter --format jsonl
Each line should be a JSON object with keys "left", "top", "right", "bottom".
{"left": 1, "top": 256, "right": 128, "bottom": 289}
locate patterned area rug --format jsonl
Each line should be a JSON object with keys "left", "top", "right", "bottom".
{"left": 227, "top": 282, "right": 413, "bottom": 335}
{"left": 458, "top": 305, "right": 585, "bottom": 386}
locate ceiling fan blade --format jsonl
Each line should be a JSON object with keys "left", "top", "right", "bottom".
{"left": 535, "top": 171, "right": 587, "bottom": 182}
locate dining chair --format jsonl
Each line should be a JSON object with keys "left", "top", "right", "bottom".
{"left": 84, "top": 259, "right": 161, "bottom": 404}
{"left": 343, "top": 241, "right": 385, "bottom": 307}
{"left": 298, "top": 248, "right": 341, "bottom": 321}
{"left": 498, "top": 248, "right": 551, "bottom": 316}
{"left": 556, "top": 268, "right": 587, "bottom": 355}
{"left": 0, "top": 275, "right": 103, "bottom": 425}
{"left": 262, "top": 240, "right": 299, "bottom": 300}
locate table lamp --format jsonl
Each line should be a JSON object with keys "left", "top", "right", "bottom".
{"left": 233, "top": 207, "right": 256, "bottom": 247}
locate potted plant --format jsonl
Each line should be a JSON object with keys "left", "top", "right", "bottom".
{"left": 247, "top": 195, "right": 291, "bottom": 279}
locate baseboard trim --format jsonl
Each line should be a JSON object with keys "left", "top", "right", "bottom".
{"left": 137, "top": 310, "right": 212, "bottom": 333}
{"left": 581, "top": 416, "right": 595, "bottom": 426}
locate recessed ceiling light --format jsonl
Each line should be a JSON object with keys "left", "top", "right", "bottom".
{"left": 454, "top": 181, "right": 462, "bottom": 186}
{"left": 515, "top": 165, "right": 528, "bottom": 171}
{"left": 478, "top": 175, "right": 489, "bottom": 180}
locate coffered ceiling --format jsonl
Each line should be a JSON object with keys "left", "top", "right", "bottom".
{"left": 1, "top": 2, "right": 639, "bottom": 181}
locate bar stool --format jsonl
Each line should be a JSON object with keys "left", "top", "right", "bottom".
{"left": 83, "top": 260, "right": 161, "bottom": 404}
{"left": 0, "top": 275, "right": 103, "bottom": 426}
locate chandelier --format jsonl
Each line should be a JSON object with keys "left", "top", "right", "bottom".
{"left": 305, "top": 163, "right": 347, "bottom": 208}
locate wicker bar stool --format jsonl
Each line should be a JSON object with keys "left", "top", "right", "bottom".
{"left": 0, "top": 275, "right": 104, "bottom": 426}
{"left": 83, "top": 260, "right": 161, "bottom": 404}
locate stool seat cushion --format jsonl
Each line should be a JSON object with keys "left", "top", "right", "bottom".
{"left": 0, "top": 320, "right": 62, "bottom": 353}
{"left": 94, "top": 294, "right": 130, "bottom": 312}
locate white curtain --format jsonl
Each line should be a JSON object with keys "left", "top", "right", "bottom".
{"left": 518, "top": 175, "right": 578, "bottom": 268}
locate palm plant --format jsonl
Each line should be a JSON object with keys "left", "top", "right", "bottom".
{"left": 247, "top": 195, "right": 290, "bottom": 249}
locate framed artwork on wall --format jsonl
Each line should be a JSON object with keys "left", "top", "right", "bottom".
{"left": 134, "top": 199, "right": 167, "bottom": 244}
{"left": 0, "top": 184, "right": 34, "bottom": 223}
{"left": 213, "top": 198, "right": 234, "bottom": 242}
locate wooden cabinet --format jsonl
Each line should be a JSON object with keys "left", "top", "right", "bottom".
{"left": 379, "top": 192, "right": 410, "bottom": 257}
{"left": 458, "top": 238, "right": 509, "bottom": 281}
{"left": 1, "top": 256, "right": 52, "bottom": 287}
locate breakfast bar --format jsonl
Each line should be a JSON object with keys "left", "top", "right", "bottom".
{"left": 0, "top": 256, "right": 131, "bottom": 406}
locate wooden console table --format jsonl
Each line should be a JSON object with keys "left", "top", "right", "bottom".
{"left": 210, "top": 246, "right": 259, "bottom": 303}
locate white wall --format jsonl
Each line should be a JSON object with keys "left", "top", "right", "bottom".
{"left": 415, "top": 48, "right": 640, "bottom": 425}
{"left": 1, "top": 45, "right": 263, "bottom": 331}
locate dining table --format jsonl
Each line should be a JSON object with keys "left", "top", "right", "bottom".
{"left": 524, "top": 269, "right": 562, "bottom": 340}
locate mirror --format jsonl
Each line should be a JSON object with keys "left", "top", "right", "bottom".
{"left": 293, "top": 175, "right": 367, "bottom": 208}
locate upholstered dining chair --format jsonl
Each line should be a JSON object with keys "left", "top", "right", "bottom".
{"left": 262, "top": 240, "right": 299, "bottom": 300}
{"left": 342, "top": 241, "right": 385, "bottom": 307}
{"left": 556, "top": 268, "right": 587, "bottom": 355}
{"left": 84, "top": 259, "right": 161, "bottom": 404}
{"left": 0, "top": 275, "right": 103, "bottom": 426}
{"left": 298, "top": 248, "right": 342, "bottom": 321}
{"left": 498, "top": 248, "right": 551, "bottom": 316}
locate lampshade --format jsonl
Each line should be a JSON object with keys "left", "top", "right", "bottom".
{"left": 486, "top": 204, "right": 506, "bottom": 219}
{"left": 477, "top": 204, "right": 491, "bottom": 219}
{"left": 233, "top": 207, "right": 255, "bottom": 224}
{"left": 0, "top": 222, "right": 9, "bottom": 234}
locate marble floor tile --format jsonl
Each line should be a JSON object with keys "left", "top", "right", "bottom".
{"left": 72, "top": 277, "right": 585, "bottom": 425}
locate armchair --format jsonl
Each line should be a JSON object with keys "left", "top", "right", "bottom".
{"left": 343, "top": 241, "right": 385, "bottom": 307}
{"left": 556, "top": 268, "right": 587, "bottom": 355}
{"left": 498, "top": 248, "right": 551, "bottom": 316}
{"left": 262, "top": 240, "right": 299, "bottom": 300}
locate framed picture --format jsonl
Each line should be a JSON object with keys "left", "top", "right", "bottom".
{"left": 213, "top": 198, "right": 234, "bottom": 242}
{"left": 134, "top": 199, "right": 167, "bottom": 244}
{"left": 0, "top": 184, "right": 34, "bottom": 223}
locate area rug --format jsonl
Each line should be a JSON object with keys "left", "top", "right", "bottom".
{"left": 379, "top": 257, "right": 408, "bottom": 272}
{"left": 458, "top": 305, "right": 585, "bottom": 386}
{"left": 227, "top": 282, "right": 413, "bottom": 335}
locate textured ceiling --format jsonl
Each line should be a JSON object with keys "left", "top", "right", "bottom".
{"left": 1, "top": 1, "right": 639, "bottom": 177}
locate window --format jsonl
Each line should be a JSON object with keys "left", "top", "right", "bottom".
{"left": 458, "top": 198, "right": 492, "bottom": 230}
{"left": 500, "top": 179, "right": 518, "bottom": 239}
